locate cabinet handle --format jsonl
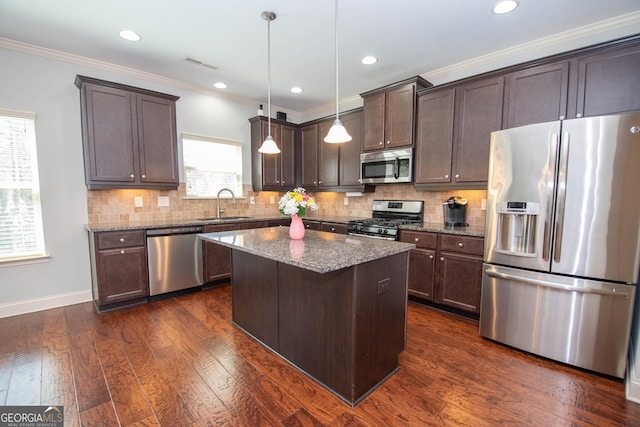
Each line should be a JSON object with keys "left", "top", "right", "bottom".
{"left": 559, "top": 115, "right": 565, "bottom": 120}
{"left": 120, "top": 249, "right": 125, "bottom": 254}
{"left": 130, "top": 174, "right": 135, "bottom": 178}
{"left": 318, "top": 180, "right": 322, "bottom": 184}
{"left": 331, "top": 227, "right": 336, "bottom": 231}
{"left": 440, "top": 257, "right": 445, "bottom": 262}
{"left": 414, "top": 237, "right": 419, "bottom": 242}
{"left": 379, "top": 141, "right": 384, "bottom": 146}
{"left": 386, "top": 140, "right": 390, "bottom": 145}
{"left": 455, "top": 174, "right": 460, "bottom": 179}
{"left": 444, "top": 174, "right": 449, "bottom": 179}
{"left": 576, "top": 113, "right": 583, "bottom": 118}
{"left": 429, "top": 255, "right": 434, "bottom": 259}
{"left": 119, "top": 238, "right": 125, "bottom": 242}
{"left": 458, "top": 242, "right": 464, "bottom": 248}
{"left": 141, "top": 174, "right": 146, "bottom": 179}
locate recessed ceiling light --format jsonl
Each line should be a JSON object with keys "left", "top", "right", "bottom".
{"left": 291, "top": 87, "right": 303, "bottom": 94}
{"left": 214, "top": 82, "right": 227, "bottom": 89}
{"left": 362, "top": 56, "right": 378, "bottom": 65}
{"left": 492, "top": 0, "right": 518, "bottom": 15}
{"left": 119, "top": 30, "right": 141, "bottom": 41}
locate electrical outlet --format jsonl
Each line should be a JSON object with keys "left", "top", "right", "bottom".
{"left": 250, "top": 196, "right": 255, "bottom": 204}
{"left": 343, "top": 197, "right": 349, "bottom": 206}
{"left": 270, "top": 196, "right": 275, "bottom": 204}
{"left": 134, "top": 196, "right": 143, "bottom": 208}
{"left": 481, "top": 199, "right": 487, "bottom": 211}
{"left": 158, "top": 196, "right": 169, "bottom": 207}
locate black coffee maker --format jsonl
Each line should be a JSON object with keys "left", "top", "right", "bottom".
{"left": 443, "top": 196, "right": 468, "bottom": 226}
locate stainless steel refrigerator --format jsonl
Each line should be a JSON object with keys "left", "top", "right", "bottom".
{"left": 480, "top": 113, "right": 640, "bottom": 378}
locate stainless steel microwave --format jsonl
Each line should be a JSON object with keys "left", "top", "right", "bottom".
{"left": 360, "top": 148, "right": 413, "bottom": 184}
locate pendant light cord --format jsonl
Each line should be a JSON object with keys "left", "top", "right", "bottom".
{"left": 334, "top": 0, "right": 340, "bottom": 120}
{"left": 267, "top": 16, "right": 272, "bottom": 137}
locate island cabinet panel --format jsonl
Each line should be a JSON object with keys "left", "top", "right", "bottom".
{"left": 75, "top": 75, "right": 179, "bottom": 190}
{"left": 276, "top": 252, "right": 409, "bottom": 404}
{"left": 231, "top": 251, "right": 279, "bottom": 350}
{"left": 202, "top": 223, "right": 237, "bottom": 283}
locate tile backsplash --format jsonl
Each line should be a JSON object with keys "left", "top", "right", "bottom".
{"left": 87, "top": 183, "right": 487, "bottom": 228}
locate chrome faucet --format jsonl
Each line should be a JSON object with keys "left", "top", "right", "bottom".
{"left": 216, "top": 188, "right": 236, "bottom": 218}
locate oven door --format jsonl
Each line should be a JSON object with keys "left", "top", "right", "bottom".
{"left": 360, "top": 148, "right": 413, "bottom": 184}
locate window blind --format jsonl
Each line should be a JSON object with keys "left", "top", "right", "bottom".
{"left": 0, "top": 109, "right": 46, "bottom": 261}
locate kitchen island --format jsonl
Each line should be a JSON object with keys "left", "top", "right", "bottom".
{"left": 199, "top": 226, "right": 415, "bottom": 405}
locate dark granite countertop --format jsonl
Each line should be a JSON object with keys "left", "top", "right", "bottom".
{"left": 199, "top": 227, "right": 415, "bottom": 274}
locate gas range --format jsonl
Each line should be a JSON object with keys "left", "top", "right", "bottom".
{"left": 347, "top": 200, "right": 424, "bottom": 240}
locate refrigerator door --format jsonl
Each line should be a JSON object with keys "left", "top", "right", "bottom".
{"left": 484, "top": 121, "right": 561, "bottom": 271}
{"left": 479, "top": 264, "right": 636, "bottom": 378}
{"left": 552, "top": 113, "right": 640, "bottom": 283}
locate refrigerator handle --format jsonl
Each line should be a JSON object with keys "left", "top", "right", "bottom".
{"left": 553, "top": 132, "right": 570, "bottom": 263}
{"left": 484, "top": 268, "right": 631, "bottom": 299}
{"left": 542, "top": 133, "right": 559, "bottom": 261}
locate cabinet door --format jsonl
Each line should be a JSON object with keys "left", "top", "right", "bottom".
{"left": 415, "top": 88, "right": 455, "bottom": 184}
{"left": 261, "top": 121, "right": 281, "bottom": 187}
{"left": 97, "top": 246, "right": 148, "bottom": 304}
{"left": 300, "top": 124, "right": 319, "bottom": 188}
{"left": 363, "top": 92, "right": 386, "bottom": 151}
{"left": 303, "top": 220, "right": 321, "bottom": 230}
{"left": 436, "top": 252, "right": 483, "bottom": 314}
{"left": 576, "top": 44, "right": 640, "bottom": 118}
{"left": 407, "top": 249, "right": 436, "bottom": 300}
{"left": 339, "top": 110, "right": 363, "bottom": 186}
{"left": 136, "top": 94, "right": 179, "bottom": 185}
{"left": 318, "top": 119, "right": 339, "bottom": 188}
{"left": 202, "top": 224, "right": 236, "bottom": 283}
{"left": 83, "top": 84, "right": 136, "bottom": 183}
{"left": 385, "top": 84, "right": 416, "bottom": 149}
{"left": 320, "top": 222, "right": 347, "bottom": 234}
{"left": 280, "top": 124, "right": 296, "bottom": 187}
{"left": 453, "top": 77, "right": 504, "bottom": 184}
{"left": 506, "top": 62, "right": 569, "bottom": 128}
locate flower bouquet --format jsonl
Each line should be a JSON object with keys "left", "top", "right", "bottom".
{"left": 278, "top": 187, "right": 318, "bottom": 217}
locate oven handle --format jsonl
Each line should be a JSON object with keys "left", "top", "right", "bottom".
{"left": 394, "top": 157, "right": 399, "bottom": 179}
{"left": 347, "top": 231, "right": 397, "bottom": 241}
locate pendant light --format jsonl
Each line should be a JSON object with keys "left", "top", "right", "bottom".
{"left": 324, "top": 0, "right": 352, "bottom": 143}
{"left": 258, "top": 11, "right": 281, "bottom": 154}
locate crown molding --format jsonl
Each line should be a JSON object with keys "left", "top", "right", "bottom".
{"left": 421, "top": 11, "right": 640, "bottom": 85}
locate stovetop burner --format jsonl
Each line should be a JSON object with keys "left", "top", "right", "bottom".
{"left": 347, "top": 200, "right": 424, "bottom": 240}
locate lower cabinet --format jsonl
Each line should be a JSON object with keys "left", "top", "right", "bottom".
{"left": 90, "top": 230, "right": 148, "bottom": 309}
{"left": 320, "top": 221, "right": 348, "bottom": 234}
{"left": 400, "top": 230, "right": 484, "bottom": 315}
{"left": 202, "top": 224, "right": 237, "bottom": 283}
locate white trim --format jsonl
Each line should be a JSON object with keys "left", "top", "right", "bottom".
{"left": 628, "top": 343, "right": 640, "bottom": 403}
{"left": 0, "top": 254, "right": 51, "bottom": 267}
{"left": 0, "top": 290, "right": 93, "bottom": 319}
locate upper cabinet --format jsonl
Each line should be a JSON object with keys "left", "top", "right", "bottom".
{"left": 250, "top": 116, "right": 297, "bottom": 191}
{"left": 415, "top": 76, "right": 504, "bottom": 190}
{"left": 300, "top": 109, "right": 365, "bottom": 191}
{"left": 361, "top": 77, "right": 431, "bottom": 151}
{"left": 75, "top": 75, "right": 179, "bottom": 190}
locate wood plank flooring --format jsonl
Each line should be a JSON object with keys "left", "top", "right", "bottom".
{"left": 1, "top": 284, "right": 638, "bottom": 426}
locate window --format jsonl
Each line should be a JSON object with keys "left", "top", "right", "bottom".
{"left": 183, "top": 133, "right": 243, "bottom": 198}
{"left": 0, "top": 109, "right": 46, "bottom": 262}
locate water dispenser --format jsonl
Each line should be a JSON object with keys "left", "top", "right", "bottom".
{"left": 495, "top": 201, "right": 540, "bottom": 256}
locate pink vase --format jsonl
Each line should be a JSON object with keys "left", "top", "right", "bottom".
{"left": 289, "top": 214, "right": 305, "bottom": 240}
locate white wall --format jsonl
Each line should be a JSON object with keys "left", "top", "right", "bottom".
{"left": 0, "top": 47, "right": 258, "bottom": 317}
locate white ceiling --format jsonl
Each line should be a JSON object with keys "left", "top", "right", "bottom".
{"left": 1, "top": 0, "right": 639, "bottom": 118}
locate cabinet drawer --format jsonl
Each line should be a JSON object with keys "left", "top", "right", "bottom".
{"left": 97, "top": 230, "right": 145, "bottom": 250}
{"left": 440, "top": 234, "right": 484, "bottom": 256}
{"left": 203, "top": 224, "right": 237, "bottom": 233}
{"left": 399, "top": 231, "right": 437, "bottom": 249}
{"left": 321, "top": 222, "right": 348, "bottom": 234}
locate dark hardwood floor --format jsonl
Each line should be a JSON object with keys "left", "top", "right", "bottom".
{"left": 1, "top": 284, "right": 638, "bottom": 426}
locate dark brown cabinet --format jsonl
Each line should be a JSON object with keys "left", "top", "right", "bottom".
{"left": 90, "top": 230, "right": 148, "bottom": 309}
{"left": 362, "top": 78, "right": 430, "bottom": 151}
{"left": 75, "top": 75, "right": 179, "bottom": 190}
{"left": 303, "top": 220, "right": 321, "bottom": 231}
{"left": 250, "top": 116, "right": 296, "bottom": 191}
{"left": 574, "top": 42, "right": 640, "bottom": 118}
{"left": 415, "top": 76, "right": 504, "bottom": 189}
{"left": 202, "top": 223, "right": 236, "bottom": 283}
{"left": 320, "top": 222, "right": 348, "bottom": 234}
{"left": 400, "top": 231, "right": 484, "bottom": 315}
{"left": 506, "top": 62, "right": 570, "bottom": 128}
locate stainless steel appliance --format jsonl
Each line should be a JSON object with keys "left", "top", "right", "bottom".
{"left": 360, "top": 148, "right": 413, "bottom": 184}
{"left": 347, "top": 200, "right": 423, "bottom": 240}
{"left": 480, "top": 113, "right": 640, "bottom": 378}
{"left": 146, "top": 226, "right": 204, "bottom": 296}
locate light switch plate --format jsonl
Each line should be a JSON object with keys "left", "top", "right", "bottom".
{"left": 270, "top": 196, "right": 275, "bottom": 204}
{"left": 481, "top": 199, "right": 487, "bottom": 211}
{"left": 158, "top": 196, "right": 170, "bottom": 207}
{"left": 134, "top": 196, "right": 143, "bottom": 208}
{"left": 250, "top": 196, "right": 255, "bottom": 204}
{"left": 343, "top": 197, "right": 349, "bottom": 206}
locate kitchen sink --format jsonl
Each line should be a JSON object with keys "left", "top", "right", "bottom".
{"left": 197, "top": 216, "right": 251, "bottom": 221}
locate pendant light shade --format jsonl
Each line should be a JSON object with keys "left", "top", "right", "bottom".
{"left": 324, "top": 0, "right": 351, "bottom": 144}
{"left": 258, "top": 11, "right": 281, "bottom": 154}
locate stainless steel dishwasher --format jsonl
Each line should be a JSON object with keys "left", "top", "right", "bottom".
{"left": 146, "top": 226, "right": 203, "bottom": 296}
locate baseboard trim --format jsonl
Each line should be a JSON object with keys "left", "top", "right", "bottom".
{"left": 0, "top": 290, "right": 93, "bottom": 319}
{"left": 627, "top": 342, "right": 640, "bottom": 403}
